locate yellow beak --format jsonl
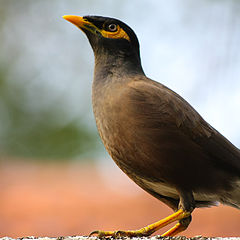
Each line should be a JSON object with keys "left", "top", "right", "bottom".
{"left": 62, "top": 15, "right": 86, "bottom": 28}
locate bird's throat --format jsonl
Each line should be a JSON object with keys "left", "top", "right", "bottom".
{"left": 94, "top": 51, "right": 144, "bottom": 83}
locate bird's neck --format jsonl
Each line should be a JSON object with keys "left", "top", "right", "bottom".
{"left": 93, "top": 50, "right": 145, "bottom": 85}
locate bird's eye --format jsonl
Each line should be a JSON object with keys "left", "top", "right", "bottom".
{"left": 108, "top": 23, "right": 118, "bottom": 32}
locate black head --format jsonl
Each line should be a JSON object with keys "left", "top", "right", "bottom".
{"left": 63, "top": 15, "right": 142, "bottom": 69}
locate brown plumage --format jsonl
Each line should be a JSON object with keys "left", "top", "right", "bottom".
{"left": 63, "top": 15, "right": 240, "bottom": 236}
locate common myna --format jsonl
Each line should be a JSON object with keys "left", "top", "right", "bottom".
{"left": 63, "top": 15, "right": 240, "bottom": 237}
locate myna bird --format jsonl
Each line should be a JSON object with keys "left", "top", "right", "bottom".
{"left": 63, "top": 15, "right": 240, "bottom": 237}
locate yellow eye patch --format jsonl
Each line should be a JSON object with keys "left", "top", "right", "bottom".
{"left": 101, "top": 25, "right": 130, "bottom": 42}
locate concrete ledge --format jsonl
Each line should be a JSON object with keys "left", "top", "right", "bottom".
{"left": 0, "top": 236, "right": 239, "bottom": 240}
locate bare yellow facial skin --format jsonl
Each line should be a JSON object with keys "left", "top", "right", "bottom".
{"left": 63, "top": 15, "right": 130, "bottom": 42}
{"left": 101, "top": 25, "right": 130, "bottom": 41}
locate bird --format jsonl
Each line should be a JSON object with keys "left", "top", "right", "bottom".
{"left": 63, "top": 15, "right": 240, "bottom": 237}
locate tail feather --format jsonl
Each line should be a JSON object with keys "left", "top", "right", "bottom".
{"left": 223, "top": 181, "right": 240, "bottom": 209}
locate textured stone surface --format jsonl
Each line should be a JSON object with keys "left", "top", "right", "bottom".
{"left": 0, "top": 236, "right": 240, "bottom": 240}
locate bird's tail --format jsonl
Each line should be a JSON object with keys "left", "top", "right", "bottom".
{"left": 224, "top": 181, "right": 240, "bottom": 209}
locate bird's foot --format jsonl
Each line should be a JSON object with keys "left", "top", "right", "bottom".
{"left": 89, "top": 209, "right": 191, "bottom": 238}
{"left": 89, "top": 228, "right": 153, "bottom": 238}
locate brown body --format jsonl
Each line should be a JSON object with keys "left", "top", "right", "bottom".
{"left": 93, "top": 70, "right": 240, "bottom": 210}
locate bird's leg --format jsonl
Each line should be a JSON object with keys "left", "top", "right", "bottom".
{"left": 161, "top": 215, "right": 192, "bottom": 236}
{"left": 89, "top": 190, "right": 195, "bottom": 237}
{"left": 89, "top": 208, "right": 191, "bottom": 237}
{"left": 162, "top": 190, "right": 195, "bottom": 237}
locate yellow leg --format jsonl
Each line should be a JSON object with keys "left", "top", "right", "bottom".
{"left": 89, "top": 209, "right": 191, "bottom": 237}
{"left": 162, "top": 214, "right": 191, "bottom": 236}
{"left": 161, "top": 222, "right": 186, "bottom": 236}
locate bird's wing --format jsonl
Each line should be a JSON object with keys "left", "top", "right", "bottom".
{"left": 125, "top": 78, "right": 240, "bottom": 175}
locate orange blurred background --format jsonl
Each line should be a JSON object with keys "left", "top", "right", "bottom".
{"left": 0, "top": 160, "right": 239, "bottom": 238}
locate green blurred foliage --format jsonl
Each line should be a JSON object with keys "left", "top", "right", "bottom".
{"left": 0, "top": 56, "right": 99, "bottom": 161}
{"left": 0, "top": 0, "right": 101, "bottom": 161}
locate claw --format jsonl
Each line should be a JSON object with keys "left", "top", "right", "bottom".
{"left": 89, "top": 230, "right": 116, "bottom": 238}
{"left": 88, "top": 230, "right": 99, "bottom": 237}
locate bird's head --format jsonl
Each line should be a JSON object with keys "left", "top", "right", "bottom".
{"left": 63, "top": 15, "right": 143, "bottom": 72}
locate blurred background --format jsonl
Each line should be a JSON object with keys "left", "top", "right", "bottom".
{"left": 0, "top": 0, "right": 240, "bottom": 237}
